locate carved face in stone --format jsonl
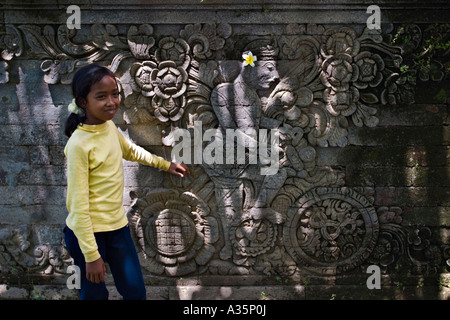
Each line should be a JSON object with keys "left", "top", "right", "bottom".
{"left": 242, "top": 60, "right": 280, "bottom": 89}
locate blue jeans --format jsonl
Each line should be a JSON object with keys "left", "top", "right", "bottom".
{"left": 64, "top": 225, "right": 146, "bottom": 300}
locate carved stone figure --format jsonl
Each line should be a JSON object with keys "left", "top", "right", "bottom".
{"left": 206, "top": 40, "right": 290, "bottom": 259}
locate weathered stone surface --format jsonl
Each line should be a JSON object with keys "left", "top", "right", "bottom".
{"left": 0, "top": 285, "right": 28, "bottom": 300}
{"left": 0, "top": 0, "right": 449, "bottom": 300}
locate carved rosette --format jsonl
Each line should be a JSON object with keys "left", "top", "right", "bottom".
{"left": 151, "top": 60, "right": 189, "bottom": 122}
{"left": 231, "top": 218, "right": 277, "bottom": 257}
{"left": 127, "top": 189, "right": 219, "bottom": 276}
{"left": 283, "top": 187, "right": 379, "bottom": 274}
{"left": 353, "top": 52, "right": 385, "bottom": 89}
{"left": 125, "top": 37, "right": 191, "bottom": 123}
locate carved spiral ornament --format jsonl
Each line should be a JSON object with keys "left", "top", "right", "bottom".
{"left": 283, "top": 188, "right": 379, "bottom": 274}
{"left": 128, "top": 189, "right": 219, "bottom": 276}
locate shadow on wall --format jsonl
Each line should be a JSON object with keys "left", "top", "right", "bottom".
{"left": 0, "top": 61, "right": 73, "bottom": 277}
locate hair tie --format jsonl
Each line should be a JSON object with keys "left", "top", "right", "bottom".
{"left": 68, "top": 99, "right": 85, "bottom": 115}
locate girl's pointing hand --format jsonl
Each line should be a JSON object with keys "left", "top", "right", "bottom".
{"left": 168, "top": 162, "right": 190, "bottom": 178}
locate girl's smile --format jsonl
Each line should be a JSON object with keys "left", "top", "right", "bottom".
{"left": 83, "top": 75, "right": 120, "bottom": 125}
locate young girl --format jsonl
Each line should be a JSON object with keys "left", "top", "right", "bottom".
{"left": 63, "top": 64, "right": 189, "bottom": 300}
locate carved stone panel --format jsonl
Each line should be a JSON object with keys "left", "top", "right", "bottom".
{"left": 0, "top": 11, "right": 448, "bottom": 281}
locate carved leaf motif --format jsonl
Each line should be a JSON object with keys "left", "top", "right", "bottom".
{"left": 180, "top": 23, "right": 231, "bottom": 59}
{"left": 0, "top": 227, "right": 35, "bottom": 272}
{"left": 56, "top": 25, "right": 97, "bottom": 56}
{"left": 123, "top": 91, "right": 154, "bottom": 124}
{"left": 197, "top": 60, "right": 219, "bottom": 90}
{"left": 1, "top": 25, "right": 23, "bottom": 61}
{"left": 127, "top": 24, "right": 155, "bottom": 60}
{"left": 91, "top": 24, "right": 128, "bottom": 51}
{"left": 155, "top": 37, "right": 191, "bottom": 69}
{"left": 40, "top": 58, "right": 76, "bottom": 84}
{"left": 393, "top": 24, "right": 422, "bottom": 55}
{"left": 306, "top": 101, "right": 349, "bottom": 147}
{"left": 281, "top": 35, "right": 321, "bottom": 87}
{"left": 18, "top": 25, "right": 60, "bottom": 58}
{"left": 360, "top": 92, "right": 379, "bottom": 104}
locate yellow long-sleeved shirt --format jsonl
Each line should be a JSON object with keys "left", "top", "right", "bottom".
{"left": 64, "top": 120, "right": 171, "bottom": 262}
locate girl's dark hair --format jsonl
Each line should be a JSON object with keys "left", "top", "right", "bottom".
{"left": 64, "top": 64, "right": 117, "bottom": 137}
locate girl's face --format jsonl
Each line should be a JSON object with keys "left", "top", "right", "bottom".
{"left": 83, "top": 75, "right": 120, "bottom": 125}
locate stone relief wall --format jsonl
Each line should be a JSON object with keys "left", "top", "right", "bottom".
{"left": 0, "top": 1, "right": 449, "bottom": 298}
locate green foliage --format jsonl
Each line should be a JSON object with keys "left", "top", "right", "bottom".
{"left": 392, "top": 24, "right": 450, "bottom": 80}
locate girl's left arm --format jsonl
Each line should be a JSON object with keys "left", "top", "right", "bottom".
{"left": 115, "top": 124, "right": 189, "bottom": 176}
{"left": 115, "top": 125, "right": 171, "bottom": 170}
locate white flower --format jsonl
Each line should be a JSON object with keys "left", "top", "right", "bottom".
{"left": 242, "top": 51, "right": 257, "bottom": 67}
{"left": 68, "top": 99, "right": 84, "bottom": 115}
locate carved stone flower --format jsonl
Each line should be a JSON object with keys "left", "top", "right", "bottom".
{"left": 155, "top": 37, "right": 190, "bottom": 69}
{"left": 369, "top": 232, "right": 400, "bottom": 267}
{"left": 321, "top": 53, "right": 358, "bottom": 90}
{"left": 130, "top": 60, "right": 157, "bottom": 97}
{"left": 381, "top": 72, "right": 416, "bottom": 105}
{"left": 353, "top": 52, "right": 385, "bottom": 89}
{"left": 324, "top": 86, "right": 359, "bottom": 117}
{"left": 123, "top": 61, "right": 158, "bottom": 123}
{"left": 321, "top": 27, "right": 360, "bottom": 57}
{"left": 320, "top": 54, "right": 360, "bottom": 117}
{"left": 151, "top": 61, "right": 188, "bottom": 122}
